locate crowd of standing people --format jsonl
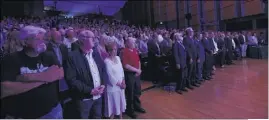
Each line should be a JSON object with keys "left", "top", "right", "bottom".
{"left": 0, "top": 16, "right": 266, "bottom": 119}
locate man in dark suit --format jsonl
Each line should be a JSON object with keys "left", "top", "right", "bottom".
{"left": 183, "top": 28, "right": 199, "bottom": 89}
{"left": 201, "top": 32, "right": 213, "bottom": 80}
{"left": 173, "top": 33, "right": 188, "bottom": 94}
{"left": 216, "top": 33, "right": 226, "bottom": 68}
{"left": 46, "top": 30, "right": 72, "bottom": 118}
{"left": 207, "top": 31, "right": 217, "bottom": 75}
{"left": 64, "top": 30, "right": 107, "bottom": 119}
{"left": 194, "top": 33, "right": 205, "bottom": 82}
{"left": 147, "top": 33, "right": 162, "bottom": 84}
{"left": 224, "top": 32, "right": 234, "bottom": 65}
{"left": 238, "top": 31, "right": 247, "bottom": 58}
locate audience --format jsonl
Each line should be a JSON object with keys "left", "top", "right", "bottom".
{"left": 0, "top": 16, "right": 266, "bottom": 119}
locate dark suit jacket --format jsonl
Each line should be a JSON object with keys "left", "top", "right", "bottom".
{"left": 172, "top": 41, "right": 187, "bottom": 68}
{"left": 64, "top": 47, "right": 108, "bottom": 100}
{"left": 208, "top": 38, "right": 216, "bottom": 52}
{"left": 71, "top": 41, "right": 80, "bottom": 51}
{"left": 183, "top": 37, "right": 198, "bottom": 61}
{"left": 217, "top": 38, "right": 226, "bottom": 51}
{"left": 233, "top": 37, "right": 240, "bottom": 47}
{"left": 201, "top": 38, "right": 212, "bottom": 55}
{"left": 195, "top": 40, "right": 205, "bottom": 62}
{"left": 46, "top": 42, "right": 69, "bottom": 66}
{"left": 225, "top": 37, "right": 233, "bottom": 50}
{"left": 238, "top": 35, "right": 245, "bottom": 44}
{"left": 147, "top": 39, "right": 161, "bottom": 57}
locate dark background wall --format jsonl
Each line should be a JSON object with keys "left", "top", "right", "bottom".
{"left": 121, "top": 0, "right": 267, "bottom": 32}
{"left": 1, "top": 0, "right": 44, "bottom": 18}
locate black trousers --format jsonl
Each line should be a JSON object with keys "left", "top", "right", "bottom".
{"left": 186, "top": 61, "right": 196, "bottom": 85}
{"left": 124, "top": 71, "right": 142, "bottom": 113}
{"left": 175, "top": 67, "right": 188, "bottom": 90}
{"left": 217, "top": 50, "right": 226, "bottom": 66}
{"left": 226, "top": 49, "right": 233, "bottom": 64}
{"left": 148, "top": 57, "right": 161, "bottom": 83}
{"left": 203, "top": 54, "right": 213, "bottom": 77}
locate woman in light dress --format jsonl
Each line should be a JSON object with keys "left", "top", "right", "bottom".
{"left": 104, "top": 41, "right": 126, "bottom": 119}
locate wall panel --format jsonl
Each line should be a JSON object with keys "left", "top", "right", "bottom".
{"left": 178, "top": 0, "right": 185, "bottom": 19}
{"left": 243, "top": 0, "right": 263, "bottom": 16}
{"left": 204, "top": 10, "right": 215, "bottom": 23}
{"left": 179, "top": 19, "right": 186, "bottom": 28}
{"left": 191, "top": 14, "right": 199, "bottom": 26}
{"left": 190, "top": 4, "right": 198, "bottom": 15}
{"left": 222, "top": 4, "right": 236, "bottom": 20}
{"left": 204, "top": 1, "right": 214, "bottom": 11}
{"left": 167, "top": 4, "right": 176, "bottom": 21}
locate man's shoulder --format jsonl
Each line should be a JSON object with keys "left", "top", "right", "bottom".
{"left": 68, "top": 49, "right": 81, "bottom": 58}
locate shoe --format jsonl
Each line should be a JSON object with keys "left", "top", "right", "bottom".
{"left": 126, "top": 112, "right": 137, "bottom": 119}
{"left": 192, "top": 83, "right": 199, "bottom": 87}
{"left": 176, "top": 90, "right": 183, "bottom": 94}
{"left": 186, "top": 86, "right": 194, "bottom": 90}
{"left": 135, "top": 108, "right": 146, "bottom": 113}
{"left": 181, "top": 88, "right": 188, "bottom": 92}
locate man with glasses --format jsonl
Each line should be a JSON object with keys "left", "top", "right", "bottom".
{"left": 64, "top": 30, "right": 107, "bottom": 119}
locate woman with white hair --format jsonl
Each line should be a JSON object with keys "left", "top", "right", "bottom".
{"left": 97, "top": 34, "right": 109, "bottom": 60}
{"left": 1, "top": 25, "right": 64, "bottom": 119}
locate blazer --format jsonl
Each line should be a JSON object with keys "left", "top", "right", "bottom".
{"left": 147, "top": 39, "right": 161, "bottom": 56}
{"left": 46, "top": 42, "right": 69, "bottom": 66}
{"left": 195, "top": 40, "right": 205, "bottom": 62}
{"left": 64, "top": 47, "right": 108, "bottom": 100}
{"left": 183, "top": 37, "right": 198, "bottom": 61}
{"left": 201, "top": 38, "right": 212, "bottom": 55}
{"left": 172, "top": 41, "right": 187, "bottom": 68}
{"left": 238, "top": 35, "right": 245, "bottom": 44}
{"left": 225, "top": 37, "right": 233, "bottom": 50}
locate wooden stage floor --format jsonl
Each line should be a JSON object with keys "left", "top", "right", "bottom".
{"left": 125, "top": 59, "right": 268, "bottom": 119}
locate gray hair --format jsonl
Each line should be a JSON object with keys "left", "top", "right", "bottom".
{"left": 19, "top": 25, "right": 46, "bottom": 41}
{"left": 78, "top": 30, "right": 94, "bottom": 41}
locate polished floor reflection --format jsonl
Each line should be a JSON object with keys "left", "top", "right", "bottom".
{"left": 127, "top": 59, "right": 268, "bottom": 119}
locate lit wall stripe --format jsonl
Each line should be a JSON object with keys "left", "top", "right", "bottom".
{"left": 241, "top": 0, "right": 245, "bottom": 16}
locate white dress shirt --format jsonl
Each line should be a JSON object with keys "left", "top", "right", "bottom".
{"left": 212, "top": 38, "right": 219, "bottom": 54}
{"left": 63, "top": 37, "right": 78, "bottom": 50}
{"left": 85, "top": 49, "right": 101, "bottom": 100}
{"left": 231, "top": 39, "right": 236, "bottom": 49}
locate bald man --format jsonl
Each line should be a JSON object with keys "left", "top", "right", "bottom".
{"left": 64, "top": 30, "right": 108, "bottom": 119}
{"left": 121, "top": 37, "right": 146, "bottom": 118}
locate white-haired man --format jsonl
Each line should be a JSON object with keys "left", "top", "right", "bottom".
{"left": 64, "top": 30, "right": 107, "bottom": 119}
{"left": 1, "top": 26, "right": 64, "bottom": 118}
{"left": 183, "top": 27, "right": 200, "bottom": 90}
{"left": 173, "top": 33, "right": 188, "bottom": 94}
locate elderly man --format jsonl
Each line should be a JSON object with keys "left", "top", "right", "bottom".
{"left": 201, "top": 32, "right": 213, "bottom": 80}
{"left": 64, "top": 30, "right": 107, "bottom": 119}
{"left": 63, "top": 27, "right": 78, "bottom": 51}
{"left": 1, "top": 26, "right": 64, "bottom": 119}
{"left": 173, "top": 33, "right": 188, "bottom": 94}
{"left": 147, "top": 33, "right": 162, "bottom": 84}
{"left": 183, "top": 27, "right": 200, "bottom": 89}
{"left": 121, "top": 37, "right": 146, "bottom": 119}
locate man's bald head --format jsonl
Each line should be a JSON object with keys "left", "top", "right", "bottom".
{"left": 78, "top": 30, "right": 95, "bottom": 50}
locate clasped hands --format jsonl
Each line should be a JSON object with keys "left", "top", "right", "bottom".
{"left": 116, "top": 80, "right": 126, "bottom": 89}
{"left": 91, "top": 85, "right": 105, "bottom": 96}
